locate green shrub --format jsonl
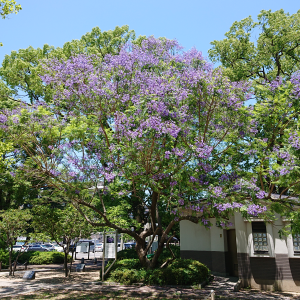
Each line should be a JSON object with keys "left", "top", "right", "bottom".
{"left": 106, "top": 257, "right": 210, "bottom": 286}
{"left": 0, "top": 249, "right": 9, "bottom": 268}
{"left": 117, "top": 248, "right": 138, "bottom": 260}
{"left": 0, "top": 238, "right": 6, "bottom": 250}
{"left": 106, "top": 245, "right": 209, "bottom": 286}
{"left": 105, "top": 258, "right": 141, "bottom": 276}
{"left": 0, "top": 250, "right": 71, "bottom": 268}
{"left": 16, "top": 251, "right": 37, "bottom": 264}
{"left": 144, "top": 268, "right": 168, "bottom": 285}
{"left": 0, "top": 250, "right": 32, "bottom": 268}
{"left": 110, "top": 269, "right": 140, "bottom": 285}
{"left": 166, "top": 259, "right": 210, "bottom": 285}
{"left": 28, "top": 252, "right": 72, "bottom": 265}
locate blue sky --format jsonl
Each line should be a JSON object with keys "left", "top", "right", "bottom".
{"left": 0, "top": 0, "right": 299, "bottom": 64}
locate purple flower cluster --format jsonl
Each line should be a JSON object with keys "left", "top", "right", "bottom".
{"left": 270, "top": 76, "right": 283, "bottom": 92}
{"left": 214, "top": 202, "right": 243, "bottom": 212}
{"left": 0, "top": 114, "right": 8, "bottom": 123}
{"left": 255, "top": 190, "right": 267, "bottom": 199}
{"left": 247, "top": 204, "right": 267, "bottom": 216}
{"left": 291, "top": 71, "right": 300, "bottom": 99}
{"left": 289, "top": 132, "right": 300, "bottom": 150}
{"left": 209, "top": 186, "right": 226, "bottom": 198}
{"left": 178, "top": 198, "right": 184, "bottom": 206}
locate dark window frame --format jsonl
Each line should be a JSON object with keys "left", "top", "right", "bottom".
{"left": 252, "top": 221, "right": 269, "bottom": 254}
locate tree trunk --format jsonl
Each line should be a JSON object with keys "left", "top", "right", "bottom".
{"left": 149, "top": 237, "right": 165, "bottom": 269}
{"left": 8, "top": 247, "right": 12, "bottom": 276}
{"left": 69, "top": 248, "right": 75, "bottom": 276}
{"left": 64, "top": 250, "right": 69, "bottom": 277}
{"left": 135, "top": 240, "right": 150, "bottom": 269}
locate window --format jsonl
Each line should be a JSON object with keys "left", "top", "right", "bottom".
{"left": 252, "top": 222, "right": 268, "bottom": 253}
{"left": 293, "top": 234, "right": 300, "bottom": 254}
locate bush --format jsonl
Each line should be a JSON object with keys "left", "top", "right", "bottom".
{"left": 106, "top": 258, "right": 142, "bottom": 276}
{"left": 0, "top": 250, "right": 72, "bottom": 268}
{"left": 27, "top": 252, "right": 72, "bottom": 265}
{"left": 0, "top": 249, "right": 9, "bottom": 268}
{"left": 110, "top": 269, "right": 140, "bottom": 285}
{"left": 145, "top": 259, "right": 210, "bottom": 286}
{"left": 106, "top": 258, "right": 210, "bottom": 286}
{"left": 106, "top": 246, "right": 209, "bottom": 286}
{"left": 117, "top": 248, "right": 138, "bottom": 260}
{"left": 168, "top": 258, "right": 210, "bottom": 285}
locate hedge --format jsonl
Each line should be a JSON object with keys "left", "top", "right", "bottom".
{"left": 107, "top": 258, "right": 210, "bottom": 286}
{"left": 0, "top": 250, "right": 72, "bottom": 268}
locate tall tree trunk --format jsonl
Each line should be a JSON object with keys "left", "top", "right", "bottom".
{"left": 69, "top": 248, "right": 75, "bottom": 276}
{"left": 8, "top": 247, "right": 12, "bottom": 276}
{"left": 8, "top": 250, "right": 12, "bottom": 276}
{"left": 64, "top": 250, "right": 68, "bottom": 277}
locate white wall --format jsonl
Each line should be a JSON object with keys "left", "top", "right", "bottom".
{"left": 234, "top": 212, "right": 249, "bottom": 254}
{"left": 180, "top": 220, "right": 211, "bottom": 251}
{"left": 210, "top": 219, "right": 226, "bottom": 252}
{"left": 180, "top": 219, "right": 227, "bottom": 252}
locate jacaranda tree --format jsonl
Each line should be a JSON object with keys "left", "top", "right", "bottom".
{"left": 1, "top": 37, "right": 263, "bottom": 268}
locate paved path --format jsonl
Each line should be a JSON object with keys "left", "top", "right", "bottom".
{"left": 0, "top": 265, "right": 300, "bottom": 299}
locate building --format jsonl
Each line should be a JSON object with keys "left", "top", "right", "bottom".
{"left": 180, "top": 212, "right": 300, "bottom": 292}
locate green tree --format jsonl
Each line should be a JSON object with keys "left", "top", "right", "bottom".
{"left": 0, "top": 0, "right": 21, "bottom": 18}
{"left": 0, "top": 0, "right": 21, "bottom": 46}
{"left": 209, "top": 9, "right": 300, "bottom": 86}
{"left": 0, "top": 209, "right": 30, "bottom": 275}
{"left": 31, "top": 199, "right": 95, "bottom": 277}
{"left": 209, "top": 9, "right": 300, "bottom": 234}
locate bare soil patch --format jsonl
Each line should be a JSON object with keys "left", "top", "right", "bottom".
{"left": 0, "top": 269, "right": 100, "bottom": 284}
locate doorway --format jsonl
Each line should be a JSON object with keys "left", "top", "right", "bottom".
{"left": 227, "top": 229, "right": 238, "bottom": 277}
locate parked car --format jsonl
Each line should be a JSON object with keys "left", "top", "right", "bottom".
{"left": 41, "top": 244, "right": 55, "bottom": 251}
{"left": 26, "top": 244, "right": 49, "bottom": 252}
{"left": 52, "top": 243, "right": 64, "bottom": 252}
{"left": 124, "top": 242, "right": 136, "bottom": 249}
{"left": 12, "top": 245, "right": 23, "bottom": 252}
{"left": 94, "top": 243, "right": 103, "bottom": 252}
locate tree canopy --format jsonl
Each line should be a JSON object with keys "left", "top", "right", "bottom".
{"left": 209, "top": 9, "right": 300, "bottom": 85}
{"left": 1, "top": 12, "right": 300, "bottom": 268}
{"left": 1, "top": 37, "right": 259, "bottom": 268}
{"left": 209, "top": 9, "right": 300, "bottom": 235}
{"left": 0, "top": 0, "right": 21, "bottom": 46}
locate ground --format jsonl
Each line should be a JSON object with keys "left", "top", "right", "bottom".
{"left": 0, "top": 265, "right": 300, "bottom": 299}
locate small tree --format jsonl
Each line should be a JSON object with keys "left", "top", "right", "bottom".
{"left": 0, "top": 209, "right": 30, "bottom": 275}
{"left": 31, "top": 200, "right": 95, "bottom": 277}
